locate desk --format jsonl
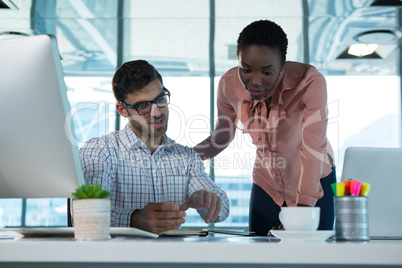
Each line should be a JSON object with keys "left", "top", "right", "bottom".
{"left": 1, "top": 235, "right": 402, "bottom": 268}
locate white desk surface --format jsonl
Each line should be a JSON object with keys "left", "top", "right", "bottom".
{"left": 0, "top": 235, "right": 402, "bottom": 267}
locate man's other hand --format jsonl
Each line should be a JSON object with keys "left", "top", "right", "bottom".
{"left": 179, "top": 190, "right": 222, "bottom": 223}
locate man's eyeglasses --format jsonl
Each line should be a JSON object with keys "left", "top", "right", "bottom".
{"left": 121, "top": 88, "right": 171, "bottom": 115}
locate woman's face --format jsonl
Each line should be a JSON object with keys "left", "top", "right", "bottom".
{"left": 238, "top": 45, "right": 283, "bottom": 100}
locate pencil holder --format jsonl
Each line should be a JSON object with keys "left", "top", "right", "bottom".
{"left": 334, "top": 196, "right": 370, "bottom": 241}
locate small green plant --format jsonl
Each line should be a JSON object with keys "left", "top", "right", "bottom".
{"left": 72, "top": 184, "right": 110, "bottom": 199}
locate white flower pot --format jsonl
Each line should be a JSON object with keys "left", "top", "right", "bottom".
{"left": 73, "top": 199, "right": 111, "bottom": 241}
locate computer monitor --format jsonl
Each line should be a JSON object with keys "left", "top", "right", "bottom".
{"left": 0, "top": 35, "right": 85, "bottom": 198}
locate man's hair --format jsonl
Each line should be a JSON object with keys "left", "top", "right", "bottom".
{"left": 112, "top": 60, "right": 163, "bottom": 103}
{"left": 237, "top": 20, "right": 288, "bottom": 63}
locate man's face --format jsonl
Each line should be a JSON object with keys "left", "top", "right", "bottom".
{"left": 116, "top": 79, "right": 169, "bottom": 144}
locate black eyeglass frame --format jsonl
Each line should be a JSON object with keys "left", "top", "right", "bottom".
{"left": 121, "top": 88, "right": 171, "bottom": 115}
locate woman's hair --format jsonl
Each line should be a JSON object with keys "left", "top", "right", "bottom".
{"left": 112, "top": 60, "right": 163, "bottom": 103}
{"left": 237, "top": 20, "right": 288, "bottom": 63}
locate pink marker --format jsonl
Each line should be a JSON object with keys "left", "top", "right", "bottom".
{"left": 350, "top": 180, "right": 362, "bottom": 196}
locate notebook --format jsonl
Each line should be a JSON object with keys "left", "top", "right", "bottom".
{"left": 341, "top": 147, "right": 402, "bottom": 238}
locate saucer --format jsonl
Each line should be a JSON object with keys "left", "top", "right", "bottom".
{"left": 270, "top": 230, "right": 334, "bottom": 242}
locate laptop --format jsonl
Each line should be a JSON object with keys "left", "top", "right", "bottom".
{"left": 341, "top": 147, "right": 402, "bottom": 239}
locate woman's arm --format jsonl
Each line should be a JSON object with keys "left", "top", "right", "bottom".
{"left": 297, "top": 69, "right": 330, "bottom": 206}
{"left": 194, "top": 70, "right": 239, "bottom": 160}
{"left": 193, "top": 116, "right": 236, "bottom": 160}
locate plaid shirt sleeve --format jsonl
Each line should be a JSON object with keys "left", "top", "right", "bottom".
{"left": 79, "top": 138, "right": 135, "bottom": 227}
{"left": 186, "top": 149, "right": 230, "bottom": 222}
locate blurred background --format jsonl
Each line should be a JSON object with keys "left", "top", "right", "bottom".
{"left": 0, "top": 0, "right": 400, "bottom": 228}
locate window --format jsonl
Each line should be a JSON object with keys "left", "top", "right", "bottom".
{"left": 326, "top": 75, "right": 401, "bottom": 177}
{"left": 0, "top": 0, "right": 400, "bottom": 229}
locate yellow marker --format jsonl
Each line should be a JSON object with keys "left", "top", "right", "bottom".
{"left": 360, "top": 183, "right": 371, "bottom": 196}
{"left": 336, "top": 182, "right": 345, "bottom": 196}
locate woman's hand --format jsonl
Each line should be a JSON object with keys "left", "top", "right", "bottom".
{"left": 296, "top": 203, "right": 310, "bottom": 207}
{"left": 268, "top": 224, "right": 284, "bottom": 236}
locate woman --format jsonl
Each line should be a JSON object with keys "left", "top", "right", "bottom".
{"left": 194, "top": 20, "right": 336, "bottom": 236}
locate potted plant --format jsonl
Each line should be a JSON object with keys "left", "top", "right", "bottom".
{"left": 72, "top": 184, "right": 111, "bottom": 241}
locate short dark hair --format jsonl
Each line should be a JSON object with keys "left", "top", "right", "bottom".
{"left": 237, "top": 20, "right": 288, "bottom": 63}
{"left": 112, "top": 60, "right": 163, "bottom": 103}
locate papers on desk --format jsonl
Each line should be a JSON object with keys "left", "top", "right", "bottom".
{"left": 207, "top": 228, "right": 256, "bottom": 236}
{"left": 160, "top": 228, "right": 257, "bottom": 237}
{"left": 0, "top": 231, "right": 23, "bottom": 240}
{"left": 159, "top": 228, "right": 208, "bottom": 237}
{"left": 0, "top": 227, "right": 158, "bottom": 238}
{"left": 112, "top": 227, "right": 158, "bottom": 238}
{"left": 1, "top": 227, "right": 258, "bottom": 239}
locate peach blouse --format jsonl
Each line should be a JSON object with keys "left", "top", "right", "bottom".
{"left": 215, "top": 61, "right": 334, "bottom": 207}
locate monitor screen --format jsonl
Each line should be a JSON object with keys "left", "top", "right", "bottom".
{"left": 0, "top": 35, "right": 85, "bottom": 198}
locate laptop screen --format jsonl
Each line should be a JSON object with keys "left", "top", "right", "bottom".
{"left": 341, "top": 147, "right": 402, "bottom": 237}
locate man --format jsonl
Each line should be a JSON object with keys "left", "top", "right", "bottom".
{"left": 79, "top": 60, "right": 229, "bottom": 234}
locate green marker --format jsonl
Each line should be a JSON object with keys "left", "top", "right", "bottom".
{"left": 331, "top": 182, "right": 337, "bottom": 196}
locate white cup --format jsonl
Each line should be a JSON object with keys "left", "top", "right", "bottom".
{"left": 279, "top": 207, "right": 320, "bottom": 231}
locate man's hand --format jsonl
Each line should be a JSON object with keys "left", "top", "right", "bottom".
{"left": 130, "top": 203, "right": 186, "bottom": 234}
{"left": 179, "top": 190, "right": 222, "bottom": 223}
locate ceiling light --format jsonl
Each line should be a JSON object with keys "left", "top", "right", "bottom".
{"left": 336, "top": 46, "right": 382, "bottom": 60}
{"left": 348, "top": 44, "right": 378, "bottom": 57}
{"left": 356, "top": 30, "right": 397, "bottom": 44}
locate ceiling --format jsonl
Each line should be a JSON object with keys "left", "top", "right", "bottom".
{"left": 0, "top": 0, "right": 401, "bottom": 76}
{"left": 308, "top": 0, "right": 402, "bottom": 75}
